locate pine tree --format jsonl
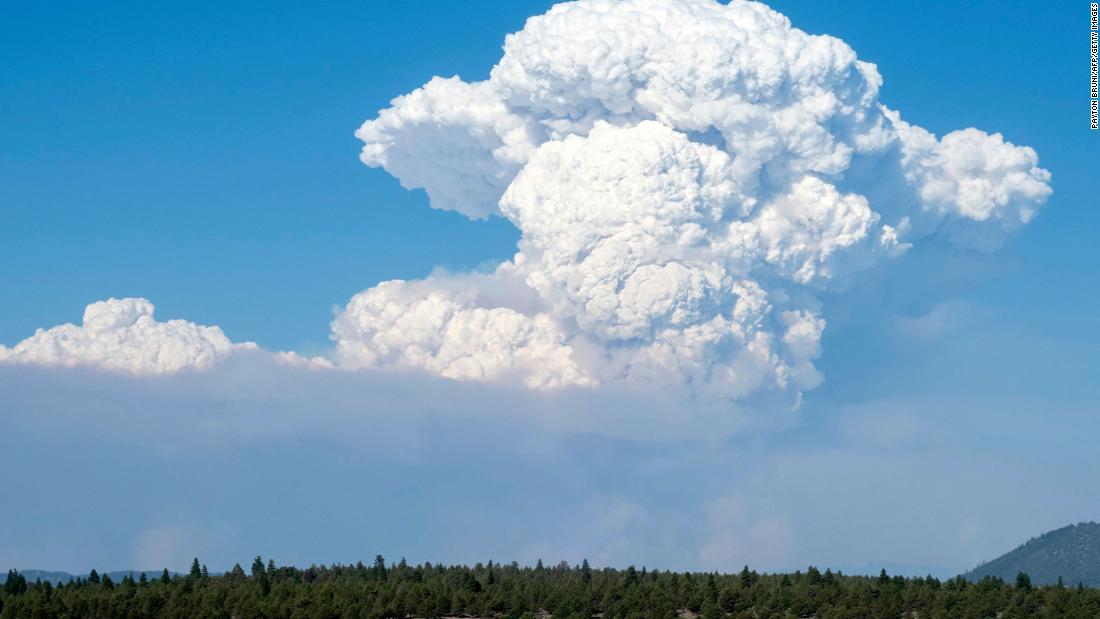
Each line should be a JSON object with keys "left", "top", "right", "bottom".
{"left": 190, "top": 558, "right": 202, "bottom": 579}
{"left": 160, "top": 568, "right": 171, "bottom": 584}
{"left": 88, "top": 569, "right": 100, "bottom": 585}
{"left": 4, "top": 569, "right": 28, "bottom": 595}
{"left": 706, "top": 573, "right": 718, "bottom": 602}
{"left": 7, "top": 559, "right": 1096, "bottom": 618}
{"left": 739, "top": 566, "right": 753, "bottom": 589}
{"left": 252, "top": 556, "right": 267, "bottom": 579}
{"left": 581, "top": 559, "right": 592, "bottom": 584}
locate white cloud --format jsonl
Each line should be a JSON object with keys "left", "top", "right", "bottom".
{"left": 887, "top": 109, "right": 1052, "bottom": 250}
{"left": 347, "top": 0, "right": 1051, "bottom": 403}
{"left": 745, "top": 176, "right": 904, "bottom": 285}
{"left": 332, "top": 279, "right": 593, "bottom": 390}
{"left": 0, "top": 298, "right": 252, "bottom": 376}
{"left": 2, "top": 0, "right": 1052, "bottom": 412}
{"left": 500, "top": 121, "right": 746, "bottom": 342}
{"left": 355, "top": 77, "right": 542, "bottom": 220}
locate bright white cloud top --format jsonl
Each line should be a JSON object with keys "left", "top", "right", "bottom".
{"left": 1, "top": 0, "right": 1051, "bottom": 411}
{"left": 344, "top": 0, "right": 1051, "bottom": 403}
{"left": 0, "top": 298, "right": 249, "bottom": 375}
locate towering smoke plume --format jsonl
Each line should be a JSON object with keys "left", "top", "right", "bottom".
{"left": 341, "top": 0, "right": 1051, "bottom": 405}
{"left": 0, "top": 0, "right": 1051, "bottom": 409}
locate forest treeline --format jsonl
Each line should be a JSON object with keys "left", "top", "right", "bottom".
{"left": 3, "top": 555, "right": 1100, "bottom": 619}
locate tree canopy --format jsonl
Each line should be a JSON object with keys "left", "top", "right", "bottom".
{"left": 2, "top": 558, "right": 1099, "bottom": 618}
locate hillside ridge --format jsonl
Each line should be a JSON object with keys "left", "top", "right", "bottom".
{"left": 964, "top": 522, "right": 1100, "bottom": 586}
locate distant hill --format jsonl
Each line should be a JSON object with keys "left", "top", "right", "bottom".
{"left": 964, "top": 522, "right": 1100, "bottom": 586}
{"left": 1, "top": 570, "right": 175, "bottom": 585}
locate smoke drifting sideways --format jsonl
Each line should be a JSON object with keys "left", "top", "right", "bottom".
{"left": 342, "top": 0, "right": 1050, "bottom": 407}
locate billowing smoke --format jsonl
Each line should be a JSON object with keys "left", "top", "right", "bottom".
{"left": 332, "top": 278, "right": 593, "bottom": 389}
{"left": 0, "top": 298, "right": 333, "bottom": 376}
{"left": 340, "top": 0, "right": 1051, "bottom": 405}
{"left": 0, "top": 298, "right": 248, "bottom": 375}
{"left": 0, "top": 0, "right": 1051, "bottom": 411}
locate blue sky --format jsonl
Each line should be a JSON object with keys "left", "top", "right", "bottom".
{"left": 2, "top": 0, "right": 1094, "bottom": 350}
{"left": 2, "top": 0, "right": 1097, "bottom": 576}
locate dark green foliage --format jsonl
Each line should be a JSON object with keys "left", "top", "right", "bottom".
{"left": 3, "top": 571, "right": 26, "bottom": 596}
{"left": 3, "top": 559, "right": 1100, "bottom": 618}
{"left": 251, "top": 556, "right": 266, "bottom": 579}
{"left": 965, "top": 521, "right": 1100, "bottom": 587}
{"left": 2, "top": 569, "right": 170, "bottom": 587}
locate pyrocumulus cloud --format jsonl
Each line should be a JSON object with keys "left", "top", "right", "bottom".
{"left": 342, "top": 0, "right": 1051, "bottom": 405}
{"left": 2, "top": 0, "right": 1051, "bottom": 414}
